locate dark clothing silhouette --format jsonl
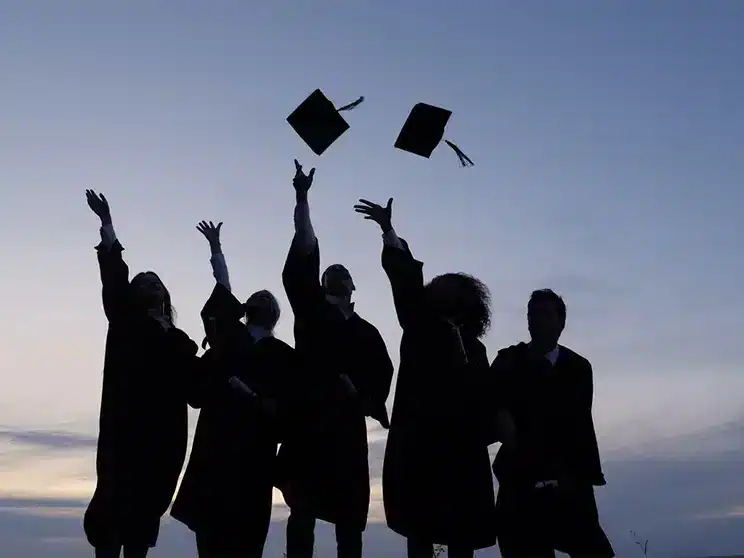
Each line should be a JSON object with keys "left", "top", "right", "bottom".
{"left": 276, "top": 235, "right": 394, "bottom": 557}
{"left": 379, "top": 237, "right": 497, "bottom": 552}
{"left": 171, "top": 284, "right": 297, "bottom": 557}
{"left": 84, "top": 240, "right": 198, "bottom": 554}
{"left": 489, "top": 342, "right": 614, "bottom": 558}
{"left": 285, "top": 513, "right": 363, "bottom": 558}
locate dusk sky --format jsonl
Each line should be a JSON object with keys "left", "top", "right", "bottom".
{"left": 1, "top": 2, "right": 743, "bottom": 557}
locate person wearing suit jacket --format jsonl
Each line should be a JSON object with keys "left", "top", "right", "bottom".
{"left": 490, "top": 289, "right": 614, "bottom": 558}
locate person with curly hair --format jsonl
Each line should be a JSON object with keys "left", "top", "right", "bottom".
{"left": 354, "top": 197, "right": 499, "bottom": 558}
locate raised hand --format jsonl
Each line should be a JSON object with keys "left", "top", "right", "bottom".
{"left": 85, "top": 189, "right": 112, "bottom": 224}
{"left": 293, "top": 159, "right": 315, "bottom": 197}
{"left": 196, "top": 220, "right": 223, "bottom": 248}
{"left": 353, "top": 198, "right": 393, "bottom": 232}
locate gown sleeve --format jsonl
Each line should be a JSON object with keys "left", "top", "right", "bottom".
{"left": 380, "top": 231, "right": 426, "bottom": 331}
{"left": 281, "top": 233, "right": 326, "bottom": 321}
{"left": 95, "top": 224, "right": 130, "bottom": 324}
{"left": 363, "top": 326, "right": 394, "bottom": 429}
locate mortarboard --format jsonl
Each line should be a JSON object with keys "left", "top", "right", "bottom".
{"left": 394, "top": 103, "right": 474, "bottom": 167}
{"left": 287, "top": 89, "right": 365, "bottom": 156}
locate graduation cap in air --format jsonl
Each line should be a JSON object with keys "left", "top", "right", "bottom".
{"left": 394, "top": 103, "right": 474, "bottom": 167}
{"left": 287, "top": 89, "right": 365, "bottom": 156}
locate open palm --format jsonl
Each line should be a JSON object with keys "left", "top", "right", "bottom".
{"left": 353, "top": 198, "right": 393, "bottom": 231}
{"left": 196, "top": 220, "right": 223, "bottom": 245}
{"left": 85, "top": 189, "right": 111, "bottom": 222}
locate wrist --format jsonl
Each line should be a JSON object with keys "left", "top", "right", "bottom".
{"left": 209, "top": 242, "right": 222, "bottom": 255}
{"left": 100, "top": 216, "right": 112, "bottom": 226}
{"left": 380, "top": 221, "right": 393, "bottom": 234}
{"left": 295, "top": 191, "right": 308, "bottom": 204}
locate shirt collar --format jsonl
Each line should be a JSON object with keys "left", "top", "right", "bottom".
{"left": 528, "top": 342, "right": 560, "bottom": 366}
{"left": 325, "top": 294, "right": 355, "bottom": 320}
{"left": 545, "top": 345, "right": 560, "bottom": 366}
{"left": 247, "top": 324, "right": 272, "bottom": 342}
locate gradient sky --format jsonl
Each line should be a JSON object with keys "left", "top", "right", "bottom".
{"left": 1, "top": 1, "right": 743, "bottom": 557}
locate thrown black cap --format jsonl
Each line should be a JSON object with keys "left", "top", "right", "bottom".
{"left": 287, "top": 89, "right": 365, "bottom": 156}
{"left": 394, "top": 103, "right": 474, "bottom": 167}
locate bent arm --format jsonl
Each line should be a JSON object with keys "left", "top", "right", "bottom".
{"left": 380, "top": 228, "right": 425, "bottom": 330}
{"left": 573, "top": 363, "right": 606, "bottom": 486}
{"left": 95, "top": 222, "right": 130, "bottom": 323}
{"left": 482, "top": 351, "right": 516, "bottom": 446}
{"left": 367, "top": 330, "right": 394, "bottom": 428}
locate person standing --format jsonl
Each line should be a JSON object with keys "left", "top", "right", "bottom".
{"left": 490, "top": 289, "right": 615, "bottom": 558}
{"left": 82, "top": 190, "right": 198, "bottom": 558}
{"left": 170, "top": 220, "right": 295, "bottom": 557}
{"left": 277, "top": 161, "right": 395, "bottom": 558}
{"left": 354, "top": 198, "right": 498, "bottom": 558}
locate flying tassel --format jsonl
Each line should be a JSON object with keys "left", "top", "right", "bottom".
{"left": 336, "top": 96, "right": 365, "bottom": 112}
{"left": 444, "top": 140, "right": 474, "bottom": 167}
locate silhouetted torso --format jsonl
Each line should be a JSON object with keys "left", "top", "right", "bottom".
{"left": 276, "top": 236, "right": 394, "bottom": 531}
{"left": 84, "top": 240, "right": 198, "bottom": 551}
{"left": 489, "top": 342, "right": 614, "bottom": 557}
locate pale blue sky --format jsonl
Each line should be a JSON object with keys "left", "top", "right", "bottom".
{"left": 1, "top": 2, "right": 743, "bottom": 557}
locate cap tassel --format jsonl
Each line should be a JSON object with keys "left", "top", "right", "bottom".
{"left": 444, "top": 140, "right": 474, "bottom": 167}
{"left": 336, "top": 96, "right": 365, "bottom": 112}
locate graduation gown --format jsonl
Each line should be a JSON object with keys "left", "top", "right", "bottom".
{"left": 84, "top": 240, "right": 198, "bottom": 550}
{"left": 490, "top": 342, "right": 614, "bottom": 556}
{"left": 276, "top": 235, "right": 394, "bottom": 531}
{"left": 171, "top": 284, "right": 296, "bottom": 544}
{"left": 380, "top": 238, "right": 497, "bottom": 550}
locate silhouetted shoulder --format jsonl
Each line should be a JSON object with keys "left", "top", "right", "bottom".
{"left": 558, "top": 345, "right": 592, "bottom": 370}
{"left": 490, "top": 342, "right": 528, "bottom": 370}
{"left": 262, "top": 336, "right": 295, "bottom": 354}
{"left": 352, "top": 314, "right": 382, "bottom": 335}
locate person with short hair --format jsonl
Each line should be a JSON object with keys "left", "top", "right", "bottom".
{"left": 490, "top": 289, "right": 614, "bottom": 558}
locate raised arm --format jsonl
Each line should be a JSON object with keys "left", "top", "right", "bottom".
{"left": 282, "top": 159, "right": 325, "bottom": 316}
{"left": 86, "top": 190, "right": 130, "bottom": 323}
{"left": 197, "top": 220, "right": 231, "bottom": 291}
{"left": 354, "top": 198, "right": 425, "bottom": 330}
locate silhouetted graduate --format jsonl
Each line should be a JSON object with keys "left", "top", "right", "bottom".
{"left": 354, "top": 198, "right": 497, "bottom": 558}
{"left": 489, "top": 289, "right": 615, "bottom": 558}
{"left": 276, "top": 161, "right": 394, "bottom": 558}
{"left": 171, "top": 221, "right": 295, "bottom": 558}
{"left": 82, "top": 190, "right": 199, "bottom": 558}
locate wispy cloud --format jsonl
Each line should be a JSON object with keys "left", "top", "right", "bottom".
{"left": 0, "top": 428, "right": 96, "bottom": 451}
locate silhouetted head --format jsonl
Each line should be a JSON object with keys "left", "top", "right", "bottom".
{"left": 527, "top": 289, "right": 566, "bottom": 350}
{"left": 244, "top": 289, "right": 280, "bottom": 331}
{"left": 129, "top": 271, "right": 175, "bottom": 322}
{"left": 424, "top": 272, "right": 491, "bottom": 339}
{"left": 322, "top": 264, "right": 355, "bottom": 298}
